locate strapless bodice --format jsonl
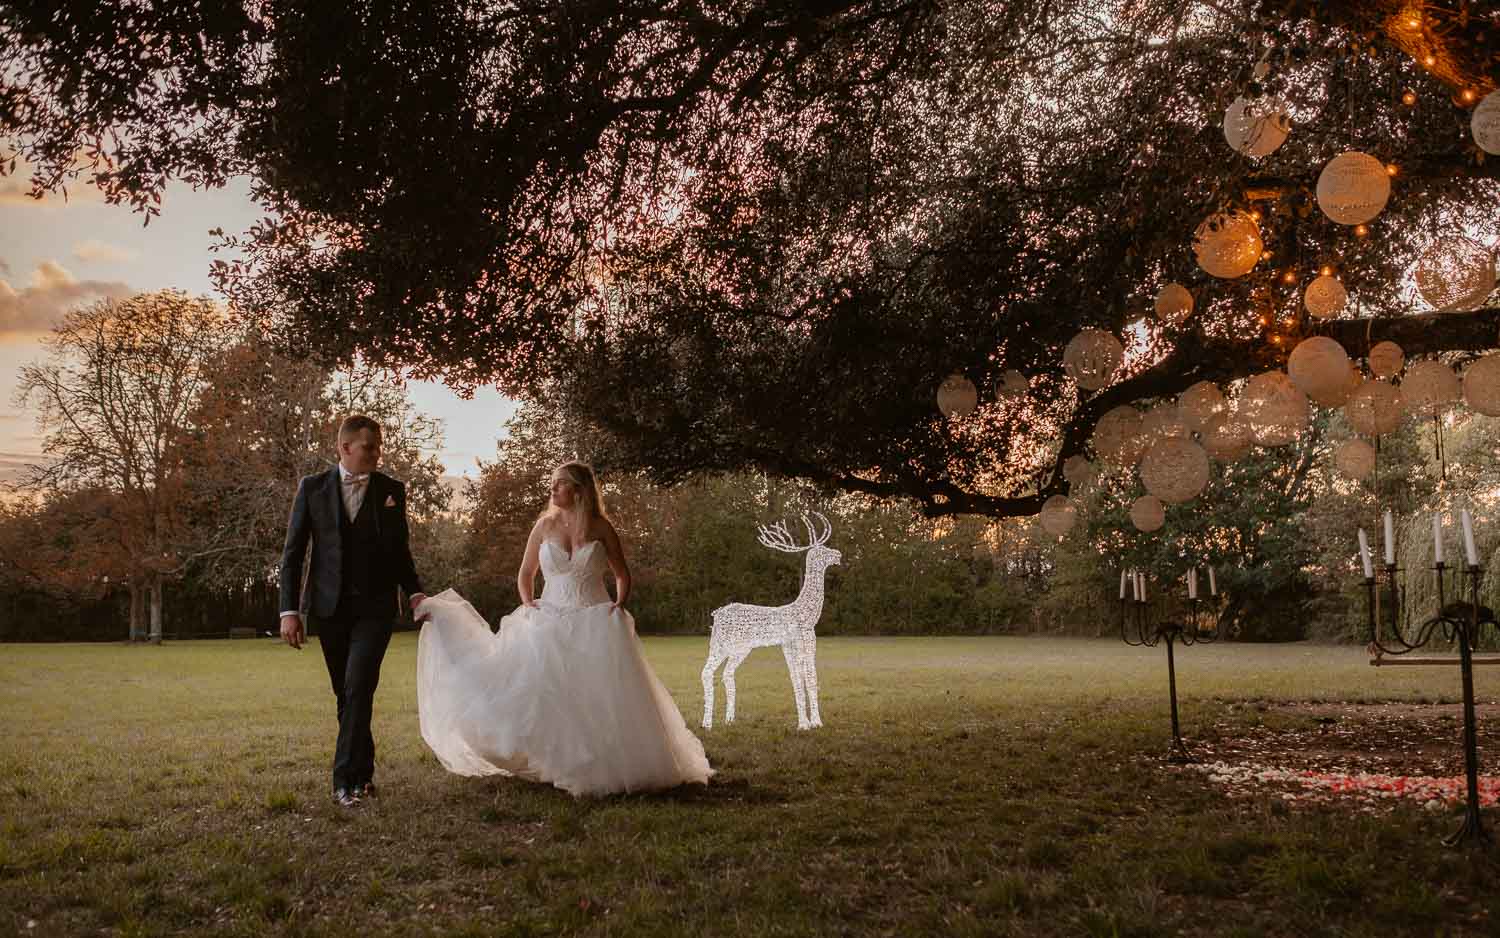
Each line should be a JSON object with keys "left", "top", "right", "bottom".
{"left": 539, "top": 539, "right": 611, "bottom": 608}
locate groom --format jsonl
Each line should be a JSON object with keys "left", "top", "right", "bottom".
{"left": 279, "top": 415, "right": 426, "bottom": 807}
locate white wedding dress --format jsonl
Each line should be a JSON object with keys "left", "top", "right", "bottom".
{"left": 415, "top": 539, "right": 712, "bottom": 796}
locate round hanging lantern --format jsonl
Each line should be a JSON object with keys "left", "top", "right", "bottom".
{"left": 1178, "top": 380, "right": 1226, "bottom": 432}
{"left": 1223, "top": 96, "right": 1290, "bottom": 157}
{"left": 1141, "top": 401, "right": 1189, "bottom": 443}
{"left": 1063, "top": 455, "right": 1098, "bottom": 489}
{"left": 1130, "top": 495, "right": 1166, "bottom": 533}
{"left": 1304, "top": 275, "right": 1348, "bottom": 319}
{"left": 1462, "top": 352, "right": 1500, "bottom": 416}
{"left": 936, "top": 373, "right": 978, "bottom": 417}
{"left": 1154, "top": 282, "right": 1195, "bottom": 325}
{"left": 1139, "top": 438, "right": 1211, "bottom": 505}
{"left": 1333, "top": 438, "right": 1377, "bottom": 481}
{"left": 1287, "top": 336, "right": 1353, "bottom": 406}
{"left": 1414, "top": 237, "right": 1496, "bottom": 312}
{"left": 1063, "top": 329, "right": 1124, "bottom": 390}
{"left": 1039, "top": 495, "right": 1078, "bottom": 537}
{"left": 1472, "top": 90, "right": 1500, "bottom": 155}
{"left": 1316, "top": 152, "right": 1391, "bottom": 226}
{"left": 996, "top": 369, "right": 1029, "bottom": 401}
{"left": 1368, "top": 341, "right": 1405, "bottom": 379}
{"left": 1402, "top": 359, "right": 1460, "bottom": 419}
{"left": 1243, "top": 370, "right": 1308, "bottom": 446}
{"left": 1193, "top": 211, "right": 1263, "bottom": 279}
{"left": 1201, "top": 409, "right": 1252, "bottom": 462}
{"left": 1344, "top": 379, "right": 1405, "bottom": 436}
{"left": 1092, "top": 405, "right": 1146, "bottom": 466}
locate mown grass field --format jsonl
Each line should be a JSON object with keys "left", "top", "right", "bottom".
{"left": 2, "top": 634, "right": 1498, "bottom": 937}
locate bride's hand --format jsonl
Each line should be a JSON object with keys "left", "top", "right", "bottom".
{"left": 609, "top": 600, "right": 625, "bottom": 614}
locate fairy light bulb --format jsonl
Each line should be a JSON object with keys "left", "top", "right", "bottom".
{"left": 1402, "top": 90, "right": 1418, "bottom": 105}
{"left": 1386, "top": 163, "right": 1399, "bottom": 176}
{"left": 1462, "top": 89, "right": 1477, "bottom": 104}
{"left": 1282, "top": 269, "right": 1298, "bottom": 284}
{"left": 1355, "top": 224, "right": 1370, "bottom": 237}
{"left": 1423, "top": 54, "right": 1436, "bottom": 67}
{"left": 1320, "top": 265, "right": 1333, "bottom": 277}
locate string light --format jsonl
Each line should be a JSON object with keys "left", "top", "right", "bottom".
{"left": 1423, "top": 54, "right": 1436, "bottom": 67}
{"left": 1402, "top": 90, "right": 1418, "bottom": 106}
{"left": 1282, "top": 269, "right": 1298, "bottom": 284}
{"left": 1354, "top": 224, "right": 1370, "bottom": 237}
{"left": 1319, "top": 265, "right": 1333, "bottom": 277}
{"left": 1461, "top": 89, "right": 1477, "bottom": 104}
{"left": 1249, "top": 209, "right": 1263, "bottom": 221}
{"left": 1386, "top": 163, "right": 1399, "bottom": 176}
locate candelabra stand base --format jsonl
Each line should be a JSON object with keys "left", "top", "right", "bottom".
{"left": 1165, "top": 736, "right": 1195, "bottom": 765}
{"left": 1442, "top": 804, "right": 1492, "bottom": 849}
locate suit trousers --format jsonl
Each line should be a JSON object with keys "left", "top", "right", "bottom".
{"left": 315, "top": 614, "right": 393, "bottom": 790}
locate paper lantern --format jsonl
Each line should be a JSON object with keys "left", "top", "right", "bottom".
{"left": 1472, "top": 90, "right": 1500, "bottom": 155}
{"left": 1316, "top": 152, "right": 1391, "bottom": 226}
{"left": 1243, "top": 370, "right": 1308, "bottom": 446}
{"left": 1415, "top": 238, "right": 1496, "bottom": 312}
{"left": 1130, "top": 495, "right": 1165, "bottom": 533}
{"left": 1333, "top": 438, "right": 1377, "bottom": 481}
{"left": 1064, "top": 329, "right": 1124, "bottom": 390}
{"left": 1039, "top": 495, "right": 1078, "bottom": 537}
{"left": 1287, "top": 336, "right": 1353, "bottom": 406}
{"left": 1194, "top": 211, "right": 1263, "bottom": 279}
{"left": 936, "top": 373, "right": 978, "bottom": 417}
{"left": 1223, "top": 96, "right": 1290, "bottom": 157}
{"left": 1178, "top": 381, "right": 1226, "bottom": 432}
{"left": 1344, "top": 379, "right": 1405, "bottom": 436}
{"left": 1141, "top": 401, "right": 1189, "bottom": 443}
{"left": 1063, "top": 455, "right": 1098, "bottom": 489}
{"left": 1304, "top": 275, "right": 1348, "bottom": 319}
{"left": 1201, "top": 409, "right": 1252, "bottom": 462}
{"left": 1368, "top": 341, "right": 1404, "bottom": 379}
{"left": 1463, "top": 352, "right": 1500, "bottom": 416}
{"left": 996, "top": 369, "right": 1029, "bottom": 401}
{"left": 1402, "top": 359, "right": 1460, "bottom": 418}
{"left": 1092, "top": 405, "right": 1145, "bottom": 466}
{"left": 1139, "top": 438, "right": 1211, "bottom": 504}
{"left": 1154, "top": 283, "right": 1195, "bottom": 325}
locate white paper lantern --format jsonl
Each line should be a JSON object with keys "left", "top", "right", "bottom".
{"left": 1154, "top": 282, "right": 1195, "bottom": 325}
{"left": 1194, "top": 212, "right": 1263, "bottom": 279}
{"left": 1139, "top": 438, "right": 1211, "bottom": 505}
{"left": 1472, "top": 90, "right": 1500, "bottom": 155}
{"left": 1039, "top": 495, "right": 1078, "bottom": 537}
{"left": 1286, "top": 336, "right": 1353, "bottom": 406}
{"left": 1415, "top": 237, "right": 1496, "bottom": 312}
{"left": 1063, "top": 455, "right": 1098, "bottom": 489}
{"left": 1063, "top": 329, "right": 1124, "bottom": 391}
{"left": 1178, "top": 380, "right": 1226, "bottom": 432}
{"left": 1201, "top": 408, "right": 1252, "bottom": 462}
{"left": 936, "top": 373, "right": 978, "bottom": 417}
{"left": 1463, "top": 352, "right": 1500, "bottom": 416}
{"left": 1130, "top": 495, "right": 1166, "bottom": 533}
{"left": 1316, "top": 152, "right": 1391, "bottom": 226}
{"left": 1368, "top": 341, "right": 1405, "bottom": 379}
{"left": 1344, "top": 379, "right": 1405, "bottom": 436}
{"left": 1141, "top": 401, "right": 1189, "bottom": 443}
{"left": 1304, "top": 275, "right": 1348, "bottom": 319}
{"left": 996, "top": 369, "right": 1029, "bottom": 401}
{"left": 1223, "top": 96, "right": 1290, "bottom": 157}
{"left": 1333, "top": 438, "right": 1377, "bottom": 481}
{"left": 1092, "top": 405, "right": 1145, "bottom": 466}
{"left": 1402, "top": 359, "right": 1460, "bottom": 419}
{"left": 1243, "top": 370, "right": 1308, "bottom": 446}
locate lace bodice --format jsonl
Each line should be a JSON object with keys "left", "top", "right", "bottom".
{"left": 539, "top": 540, "right": 612, "bottom": 609}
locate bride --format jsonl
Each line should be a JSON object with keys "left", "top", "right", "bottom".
{"left": 415, "top": 461, "right": 712, "bottom": 796}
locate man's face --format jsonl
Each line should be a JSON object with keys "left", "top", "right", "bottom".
{"left": 340, "top": 429, "right": 382, "bottom": 474}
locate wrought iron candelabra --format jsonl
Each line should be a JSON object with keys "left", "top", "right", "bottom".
{"left": 1365, "top": 559, "right": 1497, "bottom": 847}
{"left": 1118, "top": 570, "right": 1223, "bottom": 763}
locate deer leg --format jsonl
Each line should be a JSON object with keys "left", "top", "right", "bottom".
{"left": 782, "top": 639, "right": 810, "bottom": 730}
{"left": 801, "top": 631, "right": 822, "bottom": 728}
{"left": 723, "top": 651, "right": 750, "bottom": 724}
{"left": 701, "top": 646, "right": 723, "bottom": 730}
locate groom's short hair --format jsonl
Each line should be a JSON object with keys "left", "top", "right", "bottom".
{"left": 338, "top": 415, "right": 382, "bottom": 443}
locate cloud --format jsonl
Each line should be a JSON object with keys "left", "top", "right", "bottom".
{"left": 0, "top": 153, "right": 108, "bottom": 208}
{"left": 0, "top": 260, "right": 133, "bottom": 336}
{"left": 72, "top": 240, "right": 138, "bottom": 264}
{"left": 0, "top": 450, "right": 49, "bottom": 486}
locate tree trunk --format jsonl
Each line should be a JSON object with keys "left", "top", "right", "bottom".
{"left": 128, "top": 582, "right": 144, "bottom": 642}
{"left": 148, "top": 576, "right": 163, "bottom": 644}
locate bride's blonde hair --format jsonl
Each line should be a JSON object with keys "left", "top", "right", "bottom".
{"left": 540, "top": 461, "right": 609, "bottom": 526}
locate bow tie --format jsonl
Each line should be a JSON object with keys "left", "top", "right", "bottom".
{"left": 343, "top": 474, "right": 369, "bottom": 487}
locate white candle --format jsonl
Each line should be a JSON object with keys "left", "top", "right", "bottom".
{"left": 1461, "top": 509, "right": 1479, "bottom": 567}
{"left": 1383, "top": 510, "right": 1395, "bottom": 565}
{"left": 1120, "top": 568, "right": 1128, "bottom": 599}
{"left": 1357, "top": 528, "right": 1374, "bottom": 579}
{"left": 1207, "top": 566, "right": 1217, "bottom": 596}
{"left": 1188, "top": 567, "right": 1198, "bottom": 599}
{"left": 1129, "top": 570, "right": 1138, "bottom": 600}
{"left": 1138, "top": 572, "right": 1147, "bottom": 602}
{"left": 1433, "top": 512, "right": 1444, "bottom": 565}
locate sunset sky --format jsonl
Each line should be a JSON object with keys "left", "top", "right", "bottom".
{"left": 0, "top": 166, "right": 516, "bottom": 485}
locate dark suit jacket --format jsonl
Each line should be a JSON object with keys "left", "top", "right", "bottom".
{"left": 278, "top": 467, "right": 423, "bottom": 619}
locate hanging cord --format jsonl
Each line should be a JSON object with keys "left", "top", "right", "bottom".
{"left": 1433, "top": 413, "right": 1447, "bottom": 482}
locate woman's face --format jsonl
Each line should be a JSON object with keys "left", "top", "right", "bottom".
{"left": 550, "top": 474, "right": 577, "bottom": 510}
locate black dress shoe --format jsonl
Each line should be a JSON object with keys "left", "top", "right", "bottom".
{"left": 355, "top": 782, "right": 377, "bottom": 799}
{"left": 333, "top": 787, "right": 362, "bottom": 808}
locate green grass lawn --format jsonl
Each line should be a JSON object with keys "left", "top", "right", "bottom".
{"left": 2, "top": 634, "right": 1498, "bottom": 937}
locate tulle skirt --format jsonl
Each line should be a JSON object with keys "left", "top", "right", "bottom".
{"left": 415, "top": 589, "right": 712, "bottom": 797}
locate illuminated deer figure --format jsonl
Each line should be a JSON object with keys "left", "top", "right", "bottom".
{"left": 702, "top": 512, "right": 841, "bottom": 730}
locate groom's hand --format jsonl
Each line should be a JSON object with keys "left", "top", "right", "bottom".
{"left": 409, "top": 592, "right": 430, "bottom": 622}
{"left": 279, "top": 614, "right": 304, "bottom": 650}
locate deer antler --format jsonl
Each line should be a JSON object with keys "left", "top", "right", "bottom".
{"left": 803, "top": 511, "right": 832, "bottom": 548}
{"left": 757, "top": 518, "right": 808, "bottom": 553}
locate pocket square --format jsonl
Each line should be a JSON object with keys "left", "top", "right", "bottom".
{"left": 384, "top": 495, "right": 397, "bottom": 508}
